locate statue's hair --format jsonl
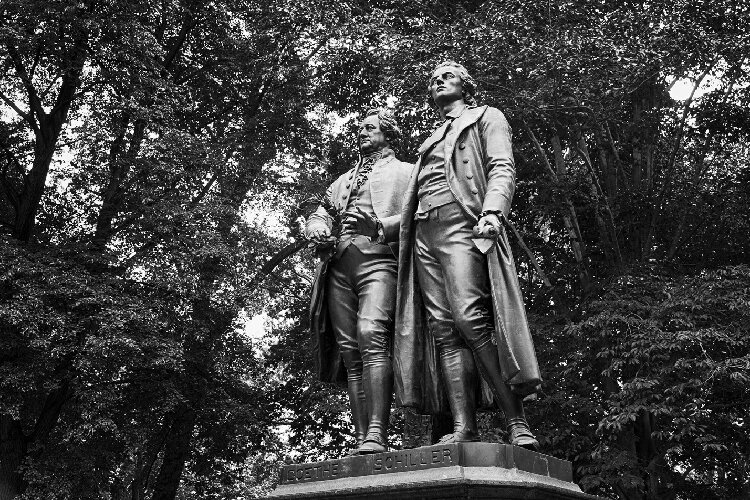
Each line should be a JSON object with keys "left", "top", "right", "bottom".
{"left": 428, "top": 60, "right": 478, "bottom": 107}
{"left": 365, "top": 108, "right": 402, "bottom": 143}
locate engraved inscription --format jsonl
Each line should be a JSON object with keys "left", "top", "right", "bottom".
{"left": 280, "top": 445, "right": 458, "bottom": 484}
{"left": 284, "top": 460, "right": 340, "bottom": 483}
{"left": 373, "top": 446, "right": 455, "bottom": 474}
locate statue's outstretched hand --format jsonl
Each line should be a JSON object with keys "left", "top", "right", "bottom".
{"left": 342, "top": 207, "right": 379, "bottom": 238}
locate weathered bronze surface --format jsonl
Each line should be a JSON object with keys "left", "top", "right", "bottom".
{"left": 305, "top": 109, "right": 412, "bottom": 453}
{"left": 268, "top": 443, "right": 602, "bottom": 500}
{"left": 279, "top": 443, "right": 570, "bottom": 485}
{"left": 394, "top": 62, "right": 542, "bottom": 447}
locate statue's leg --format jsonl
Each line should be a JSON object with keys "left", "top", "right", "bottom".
{"left": 433, "top": 203, "right": 539, "bottom": 450}
{"left": 473, "top": 344, "right": 539, "bottom": 450}
{"left": 354, "top": 253, "right": 397, "bottom": 453}
{"left": 326, "top": 254, "right": 369, "bottom": 452}
{"left": 415, "top": 208, "right": 479, "bottom": 443}
{"left": 358, "top": 356, "right": 392, "bottom": 453}
{"left": 343, "top": 359, "right": 368, "bottom": 451}
{"left": 434, "top": 343, "right": 480, "bottom": 442}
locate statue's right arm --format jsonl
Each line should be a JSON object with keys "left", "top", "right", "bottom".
{"left": 305, "top": 184, "right": 334, "bottom": 241}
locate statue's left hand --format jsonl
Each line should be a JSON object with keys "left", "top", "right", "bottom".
{"left": 342, "top": 207, "right": 379, "bottom": 238}
{"left": 474, "top": 214, "right": 501, "bottom": 239}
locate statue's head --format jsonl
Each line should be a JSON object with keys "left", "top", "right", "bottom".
{"left": 358, "top": 108, "right": 401, "bottom": 154}
{"left": 427, "top": 60, "right": 477, "bottom": 107}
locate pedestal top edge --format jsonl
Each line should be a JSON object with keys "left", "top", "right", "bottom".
{"left": 279, "top": 442, "right": 574, "bottom": 485}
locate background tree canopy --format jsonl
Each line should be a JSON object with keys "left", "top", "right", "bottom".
{"left": 1, "top": 1, "right": 748, "bottom": 499}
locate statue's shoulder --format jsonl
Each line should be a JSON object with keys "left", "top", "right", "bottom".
{"left": 332, "top": 167, "right": 356, "bottom": 185}
{"left": 390, "top": 158, "right": 415, "bottom": 178}
{"left": 452, "top": 105, "right": 489, "bottom": 131}
{"left": 391, "top": 158, "right": 413, "bottom": 169}
{"left": 479, "top": 105, "right": 509, "bottom": 122}
{"left": 323, "top": 168, "right": 353, "bottom": 198}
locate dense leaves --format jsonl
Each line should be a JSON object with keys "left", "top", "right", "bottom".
{"left": 533, "top": 266, "right": 750, "bottom": 498}
{"left": 1, "top": 0, "right": 749, "bottom": 499}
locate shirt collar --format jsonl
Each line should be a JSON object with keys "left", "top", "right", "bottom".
{"left": 359, "top": 147, "right": 394, "bottom": 165}
{"left": 445, "top": 103, "right": 468, "bottom": 120}
{"left": 378, "top": 147, "right": 395, "bottom": 159}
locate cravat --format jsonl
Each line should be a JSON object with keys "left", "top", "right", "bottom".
{"left": 352, "top": 151, "right": 382, "bottom": 195}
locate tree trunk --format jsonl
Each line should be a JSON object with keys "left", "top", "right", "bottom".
{"left": 12, "top": 122, "right": 61, "bottom": 242}
{"left": 148, "top": 260, "right": 232, "bottom": 499}
{"left": 644, "top": 65, "right": 712, "bottom": 260}
{"left": 149, "top": 405, "right": 198, "bottom": 500}
{"left": 0, "top": 378, "right": 73, "bottom": 500}
{"left": 8, "top": 26, "right": 88, "bottom": 242}
{"left": 550, "top": 134, "right": 591, "bottom": 293}
{"left": 92, "top": 116, "right": 148, "bottom": 250}
{"left": 0, "top": 416, "right": 26, "bottom": 500}
{"left": 628, "top": 76, "right": 661, "bottom": 260}
{"left": 576, "top": 134, "right": 623, "bottom": 269}
{"left": 521, "top": 121, "right": 591, "bottom": 292}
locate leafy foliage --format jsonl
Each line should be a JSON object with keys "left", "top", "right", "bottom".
{"left": 532, "top": 266, "right": 750, "bottom": 498}
{"left": 1, "top": 0, "right": 749, "bottom": 499}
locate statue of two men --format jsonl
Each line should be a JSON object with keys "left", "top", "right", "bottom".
{"left": 306, "top": 61, "right": 542, "bottom": 455}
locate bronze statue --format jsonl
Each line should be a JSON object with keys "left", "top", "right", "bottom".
{"left": 394, "top": 61, "right": 542, "bottom": 450}
{"left": 306, "top": 109, "right": 412, "bottom": 454}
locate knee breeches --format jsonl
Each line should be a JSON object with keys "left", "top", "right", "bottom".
{"left": 325, "top": 246, "right": 397, "bottom": 374}
{"left": 414, "top": 202, "right": 495, "bottom": 353}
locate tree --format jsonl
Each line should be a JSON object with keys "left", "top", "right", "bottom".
{"left": 1, "top": 0, "right": 361, "bottom": 498}
{"left": 2, "top": 0, "right": 749, "bottom": 498}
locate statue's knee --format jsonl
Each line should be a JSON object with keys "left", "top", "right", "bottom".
{"left": 460, "top": 328, "right": 493, "bottom": 353}
{"left": 340, "top": 350, "right": 363, "bottom": 373}
{"left": 357, "top": 320, "right": 389, "bottom": 347}
{"left": 453, "top": 311, "right": 493, "bottom": 352}
{"left": 433, "top": 327, "right": 464, "bottom": 351}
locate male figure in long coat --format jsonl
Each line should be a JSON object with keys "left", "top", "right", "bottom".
{"left": 306, "top": 109, "right": 412, "bottom": 454}
{"left": 395, "top": 61, "right": 541, "bottom": 449}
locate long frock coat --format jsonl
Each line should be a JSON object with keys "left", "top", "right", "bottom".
{"left": 306, "top": 150, "right": 412, "bottom": 384}
{"left": 394, "top": 105, "right": 542, "bottom": 414}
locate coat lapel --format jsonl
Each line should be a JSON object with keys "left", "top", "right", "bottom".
{"left": 336, "top": 162, "right": 359, "bottom": 211}
{"left": 368, "top": 155, "right": 394, "bottom": 196}
{"left": 417, "top": 120, "right": 451, "bottom": 156}
{"left": 442, "top": 105, "right": 487, "bottom": 161}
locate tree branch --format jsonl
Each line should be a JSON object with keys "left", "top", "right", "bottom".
{"left": 162, "top": 13, "right": 199, "bottom": 71}
{"left": 575, "top": 139, "right": 624, "bottom": 267}
{"left": 0, "top": 88, "right": 34, "bottom": 127}
{"left": 520, "top": 119, "right": 557, "bottom": 180}
{"left": 645, "top": 61, "right": 716, "bottom": 258}
{"left": 6, "top": 44, "right": 45, "bottom": 121}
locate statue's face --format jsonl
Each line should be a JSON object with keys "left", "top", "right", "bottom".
{"left": 358, "top": 114, "right": 388, "bottom": 154}
{"left": 429, "top": 65, "right": 463, "bottom": 106}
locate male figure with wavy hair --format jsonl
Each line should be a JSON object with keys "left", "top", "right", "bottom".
{"left": 395, "top": 61, "right": 542, "bottom": 449}
{"left": 306, "top": 109, "right": 412, "bottom": 454}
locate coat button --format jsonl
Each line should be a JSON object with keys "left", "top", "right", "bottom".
{"left": 471, "top": 187, "right": 478, "bottom": 194}
{"left": 463, "top": 159, "right": 469, "bottom": 164}
{"left": 466, "top": 173, "right": 473, "bottom": 179}
{"left": 346, "top": 184, "right": 351, "bottom": 188}
{"left": 459, "top": 143, "right": 466, "bottom": 150}
{"left": 342, "top": 194, "right": 347, "bottom": 199}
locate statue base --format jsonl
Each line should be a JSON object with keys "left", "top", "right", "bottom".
{"left": 266, "top": 443, "right": 600, "bottom": 499}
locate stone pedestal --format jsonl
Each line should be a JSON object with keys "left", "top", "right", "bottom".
{"left": 267, "top": 443, "right": 600, "bottom": 499}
